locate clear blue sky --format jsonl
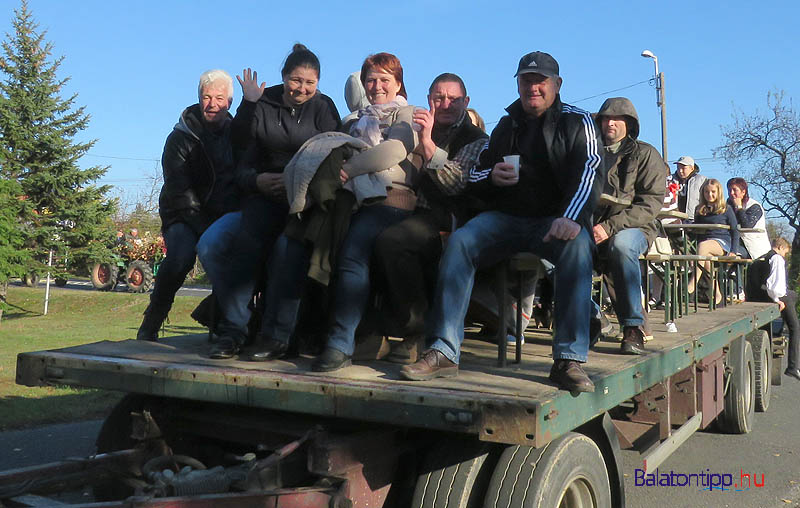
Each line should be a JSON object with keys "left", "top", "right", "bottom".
{"left": 3, "top": 0, "right": 799, "bottom": 215}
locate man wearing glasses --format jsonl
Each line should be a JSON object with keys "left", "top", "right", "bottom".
{"left": 373, "top": 73, "right": 488, "bottom": 363}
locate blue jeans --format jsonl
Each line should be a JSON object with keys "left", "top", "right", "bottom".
{"left": 427, "top": 211, "right": 595, "bottom": 364}
{"left": 197, "top": 196, "right": 288, "bottom": 342}
{"left": 150, "top": 222, "right": 200, "bottom": 309}
{"left": 326, "top": 205, "right": 412, "bottom": 355}
{"left": 259, "top": 234, "right": 311, "bottom": 343}
{"left": 603, "top": 228, "right": 649, "bottom": 327}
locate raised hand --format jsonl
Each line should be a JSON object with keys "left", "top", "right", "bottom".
{"left": 237, "top": 68, "right": 266, "bottom": 103}
{"left": 412, "top": 102, "right": 436, "bottom": 162}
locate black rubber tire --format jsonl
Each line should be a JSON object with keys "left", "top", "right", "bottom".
{"left": 22, "top": 272, "right": 39, "bottom": 287}
{"left": 126, "top": 260, "right": 154, "bottom": 293}
{"left": 747, "top": 330, "right": 771, "bottom": 412}
{"left": 718, "top": 339, "right": 755, "bottom": 434}
{"left": 482, "top": 433, "right": 611, "bottom": 508}
{"left": 55, "top": 277, "right": 68, "bottom": 287}
{"left": 91, "top": 262, "right": 118, "bottom": 291}
{"left": 412, "top": 438, "right": 496, "bottom": 508}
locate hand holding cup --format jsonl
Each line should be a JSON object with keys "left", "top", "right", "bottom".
{"left": 491, "top": 155, "right": 520, "bottom": 186}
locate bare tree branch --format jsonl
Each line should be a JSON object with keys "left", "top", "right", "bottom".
{"left": 716, "top": 89, "right": 800, "bottom": 279}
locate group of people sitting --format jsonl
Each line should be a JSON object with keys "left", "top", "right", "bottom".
{"left": 134, "top": 44, "right": 796, "bottom": 394}
{"left": 652, "top": 157, "right": 797, "bottom": 379}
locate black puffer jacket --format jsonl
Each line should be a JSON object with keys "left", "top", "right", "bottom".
{"left": 231, "top": 84, "right": 341, "bottom": 192}
{"left": 158, "top": 104, "right": 238, "bottom": 234}
{"left": 593, "top": 97, "right": 668, "bottom": 246}
{"left": 467, "top": 97, "right": 606, "bottom": 231}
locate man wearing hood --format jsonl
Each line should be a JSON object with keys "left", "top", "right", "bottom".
{"left": 137, "top": 70, "right": 240, "bottom": 341}
{"left": 593, "top": 97, "right": 667, "bottom": 355}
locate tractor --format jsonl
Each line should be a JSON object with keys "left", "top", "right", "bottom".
{"left": 90, "top": 231, "right": 164, "bottom": 293}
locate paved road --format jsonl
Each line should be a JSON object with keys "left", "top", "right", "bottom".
{"left": 16, "top": 279, "right": 210, "bottom": 297}
{"left": 2, "top": 378, "right": 800, "bottom": 506}
{"left": 621, "top": 375, "right": 800, "bottom": 508}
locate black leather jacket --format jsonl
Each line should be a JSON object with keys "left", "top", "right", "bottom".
{"left": 467, "top": 97, "right": 607, "bottom": 231}
{"left": 158, "top": 104, "right": 238, "bottom": 234}
{"left": 231, "top": 84, "right": 341, "bottom": 193}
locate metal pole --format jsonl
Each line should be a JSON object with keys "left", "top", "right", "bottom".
{"left": 658, "top": 72, "right": 668, "bottom": 163}
{"left": 44, "top": 249, "right": 53, "bottom": 315}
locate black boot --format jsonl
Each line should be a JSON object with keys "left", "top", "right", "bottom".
{"left": 137, "top": 302, "right": 170, "bottom": 341}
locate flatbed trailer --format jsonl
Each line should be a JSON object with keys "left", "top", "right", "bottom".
{"left": 5, "top": 301, "right": 782, "bottom": 507}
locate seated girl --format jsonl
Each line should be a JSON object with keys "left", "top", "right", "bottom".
{"left": 688, "top": 178, "right": 740, "bottom": 305}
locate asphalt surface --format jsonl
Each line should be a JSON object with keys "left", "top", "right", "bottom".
{"left": 621, "top": 374, "right": 800, "bottom": 508}
{"left": 16, "top": 278, "right": 210, "bottom": 297}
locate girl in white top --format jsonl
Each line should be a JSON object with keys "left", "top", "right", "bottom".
{"left": 727, "top": 177, "right": 771, "bottom": 259}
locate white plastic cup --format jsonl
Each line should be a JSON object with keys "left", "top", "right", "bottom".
{"left": 503, "top": 155, "right": 520, "bottom": 178}
{"left": 412, "top": 107, "right": 425, "bottom": 132}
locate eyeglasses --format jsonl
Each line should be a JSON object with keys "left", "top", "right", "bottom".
{"left": 430, "top": 95, "right": 465, "bottom": 107}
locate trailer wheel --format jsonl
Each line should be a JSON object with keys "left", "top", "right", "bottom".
{"left": 126, "top": 260, "right": 154, "bottom": 293}
{"left": 91, "top": 262, "right": 118, "bottom": 291}
{"left": 483, "top": 433, "right": 611, "bottom": 508}
{"left": 747, "top": 330, "right": 771, "bottom": 412}
{"left": 412, "top": 438, "right": 496, "bottom": 508}
{"left": 94, "top": 394, "right": 167, "bottom": 501}
{"left": 718, "top": 339, "right": 755, "bottom": 434}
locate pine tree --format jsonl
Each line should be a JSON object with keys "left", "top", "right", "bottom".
{"left": 0, "top": 0, "right": 116, "bottom": 280}
{"left": 0, "top": 177, "right": 30, "bottom": 321}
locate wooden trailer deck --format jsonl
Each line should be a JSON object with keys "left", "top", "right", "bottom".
{"left": 16, "top": 302, "right": 778, "bottom": 448}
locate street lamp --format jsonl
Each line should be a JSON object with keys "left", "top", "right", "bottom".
{"left": 641, "top": 49, "right": 668, "bottom": 163}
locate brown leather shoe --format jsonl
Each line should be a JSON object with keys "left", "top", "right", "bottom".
{"left": 620, "top": 326, "right": 646, "bottom": 355}
{"left": 548, "top": 359, "right": 595, "bottom": 393}
{"left": 400, "top": 349, "right": 458, "bottom": 381}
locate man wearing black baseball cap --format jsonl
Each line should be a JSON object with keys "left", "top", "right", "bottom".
{"left": 401, "top": 51, "right": 607, "bottom": 393}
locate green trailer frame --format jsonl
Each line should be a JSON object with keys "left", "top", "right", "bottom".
{"left": 16, "top": 302, "right": 779, "bottom": 449}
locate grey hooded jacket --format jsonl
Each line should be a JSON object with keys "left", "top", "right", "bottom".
{"left": 594, "top": 97, "right": 668, "bottom": 246}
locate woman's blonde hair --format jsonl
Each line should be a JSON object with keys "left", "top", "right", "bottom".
{"left": 695, "top": 178, "right": 727, "bottom": 216}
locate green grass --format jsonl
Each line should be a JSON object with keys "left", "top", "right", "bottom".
{"left": 0, "top": 286, "right": 205, "bottom": 430}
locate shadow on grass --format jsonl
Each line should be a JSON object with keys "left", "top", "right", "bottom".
{"left": 1, "top": 300, "right": 42, "bottom": 320}
{"left": 0, "top": 389, "right": 125, "bottom": 431}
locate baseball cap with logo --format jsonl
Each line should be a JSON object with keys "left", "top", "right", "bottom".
{"left": 674, "top": 155, "right": 695, "bottom": 167}
{"left": 514, "top": 51, "right": 559, "bottom": 78}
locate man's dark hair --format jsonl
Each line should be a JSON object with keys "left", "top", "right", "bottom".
{"left": 429, "top": 73, "right": 467, "bottom": 96}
